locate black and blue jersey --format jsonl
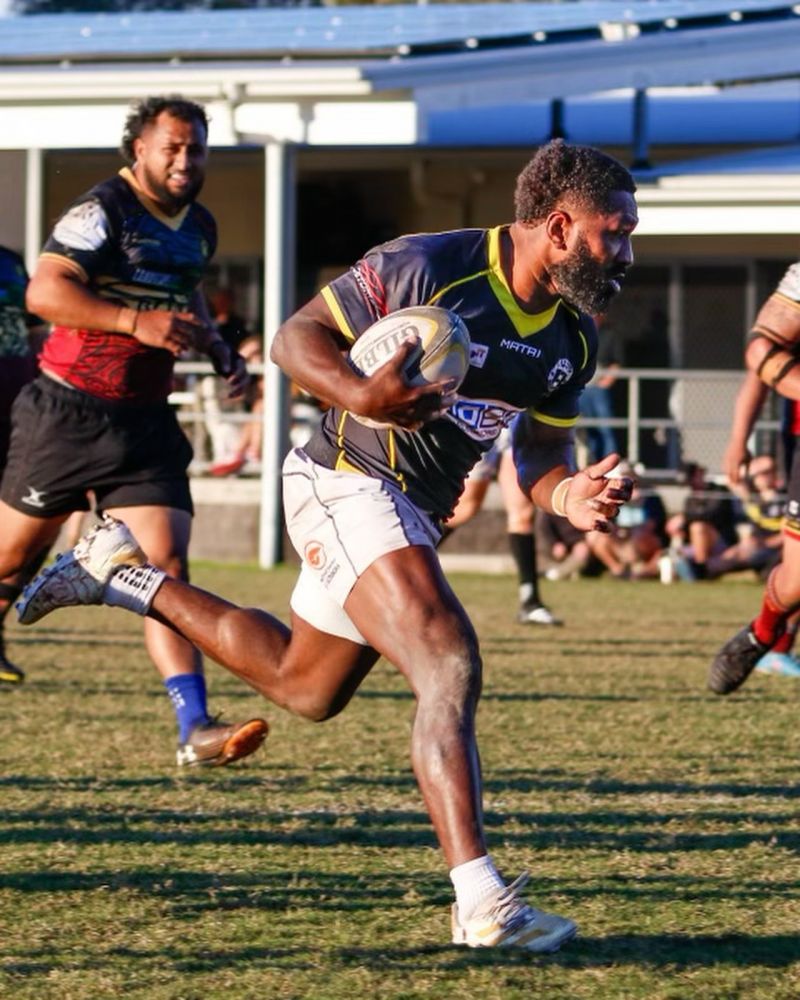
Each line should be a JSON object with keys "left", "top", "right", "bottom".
{"left": 38, "top": 167, "right": 216, "bottom": 402}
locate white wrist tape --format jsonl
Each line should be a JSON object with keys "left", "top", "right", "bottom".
{"left": 551, "top": 476, "right": 574, "bottom": 518}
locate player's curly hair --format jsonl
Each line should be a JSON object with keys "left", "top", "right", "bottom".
{"left": 514, "top": 139, "right": 636, "bottom": 224}
{"left": 120, "top": 95, "right": 209, "bottom": 164}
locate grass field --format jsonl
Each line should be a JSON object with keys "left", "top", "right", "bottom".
{"left": 2, "top": 565, "right": 799, "bottom": 1000}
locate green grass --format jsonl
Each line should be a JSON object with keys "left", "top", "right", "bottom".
{"left": 2, "top": 567, "right": 799, "bottom": 999}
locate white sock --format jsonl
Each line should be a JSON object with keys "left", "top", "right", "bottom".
{"left": 104, "top": 564, "right": 166, "bottom": 615}
{"left": 450, "top": 855, "right": 505, "bottom": 922}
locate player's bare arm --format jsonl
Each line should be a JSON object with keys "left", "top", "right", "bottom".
{"left": 723, "top": 370, "right": 770, "bottom": 485}
{"left": 512, "top": 416, "right": 632, "bottom": 533}
{"left": 27, "top": 256, "right": 203, "bottom": 356}
{"left": 271, "top": 293, "right": 451, "bottom": 430}
{"left": 746, "top": 291, "right": 800, "bottom": 399}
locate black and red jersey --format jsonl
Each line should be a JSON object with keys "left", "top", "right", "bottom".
{"left": 304, "top": 226, "right": 597, "bottom": 521}
{"left": 38, "top": 167, "right": 216, "bottom": 403}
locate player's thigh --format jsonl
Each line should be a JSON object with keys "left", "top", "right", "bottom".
{"left": 280, "top": 613, "right": 382, "bottom": 721}
{"left": 345, "top": 545, "right": 480, "bottom": 698}
{"left": 105, "top": 504, "right": 191, "bottom": 577}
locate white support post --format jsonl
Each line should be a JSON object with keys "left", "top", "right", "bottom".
{"left": 24, "top": 147, "right": 43, "bottom": 276}
{"left": 259, "top": 140, "right": 296, "bottom": 568}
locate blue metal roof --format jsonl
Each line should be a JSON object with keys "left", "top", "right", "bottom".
{"left": 0, "top": 1, "right": 797, "bottom": 61}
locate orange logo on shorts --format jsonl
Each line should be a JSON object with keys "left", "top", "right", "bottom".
{"left": 304, "top": 541, "right": 326, "bottom": 569}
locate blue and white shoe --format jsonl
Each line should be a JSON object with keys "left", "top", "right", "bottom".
{"left": 16, "top": 515, "right": 146, "bottom": 625}
{"left": 755, "top": 651, "right": 800, "bottom": 678}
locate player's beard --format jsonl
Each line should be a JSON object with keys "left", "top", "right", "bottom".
{"left": 139, "top": 162, "right": 204, "bottom": 213}
{"left": 550, "top": 235, "right": 624, "bottom": 314}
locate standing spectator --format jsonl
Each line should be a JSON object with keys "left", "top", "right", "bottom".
{"left": 578, "top": 313, "right": 620, "bottom": 462}
{"left": 0, "top": 96, "right": 267, "bottom": 765}
{"left": 444, "top": 427, "right": 561, "bottom": 625}
{"left": 0, "top": 246, "right": 44, "bottom": 684}
{"left": 209, "top": 286, "right": 250, "bottom": 352}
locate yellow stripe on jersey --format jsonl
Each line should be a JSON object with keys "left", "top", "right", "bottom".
{"left": 120, "top": 167, "right": 191, "bottom": 232}
{"left": 485, "top": 227, "right": 591, "bottom": 371}
{"left": 387, "top": 428, "right": 408, "bottom": 492}
{"left": 530, "top": 409, "right": 580, "bottom": 428}
{"left": 334, "top": 453, "right": 364, "bottom": 475}
{"left": 427, "top": 269, "right": 492, "bottom": 306}
{"left": 321, "top": 285, "right": 356, "bottom": 343}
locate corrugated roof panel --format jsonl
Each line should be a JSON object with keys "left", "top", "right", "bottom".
{"left": 0, "top": 1, "right": 796, "bottom": 60}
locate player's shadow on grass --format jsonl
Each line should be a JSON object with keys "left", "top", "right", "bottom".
{"left": 334, "top": 932, "right": 800, "bottom": 969}
{"left": 2, "top": 800, "right": 799, "bottom": 856}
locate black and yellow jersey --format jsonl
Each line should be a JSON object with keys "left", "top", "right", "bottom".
{"left": 303, "top": 226, "right": 597, "bottom": 522}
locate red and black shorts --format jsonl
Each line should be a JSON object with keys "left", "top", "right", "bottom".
{"left": 0, "top": 374, "right": 194, "bottom": 518}
{"left": 784, "top": 444, "right": 800, "bottom": 541}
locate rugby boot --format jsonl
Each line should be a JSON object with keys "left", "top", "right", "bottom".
{"left": 17, "top": 515, "right": 146, "bottom": 625}
{"left": 176, "top": 716, "right": 269, "bottom": 767}
{"left": 708, "top": 625, "right": 771, "bottom": 695}
{"left": 451, "top": 872, "right": 577, "bottom": 952}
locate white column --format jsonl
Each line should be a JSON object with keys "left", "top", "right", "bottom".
{"left": 259, "top": 139, "right": 296, "bottom": 568}
{"left": 24, "top": 147, "right": 43, "bottom": 275}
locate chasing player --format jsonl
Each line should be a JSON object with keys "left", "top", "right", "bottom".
{"left": 0, "top": 96, "right": 267, "bottom": 765}
{"left": 709, "top": 265, "right": 800, "bottom": 692}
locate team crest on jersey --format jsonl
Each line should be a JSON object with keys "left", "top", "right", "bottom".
{"left": 469, "top": 343, "right": 489, "bottom": 368}
{"left": 53, "top": 199, "right": 109, "bottom": 253}
{"left": 547, "top": 358, "right": 573, "bottom": 391}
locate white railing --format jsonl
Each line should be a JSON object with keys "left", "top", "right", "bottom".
{"left": 171, "top": 361, "right": 777, "bottom": 477}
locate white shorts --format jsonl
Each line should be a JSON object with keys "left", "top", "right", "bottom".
{"left": 282, "top": 448, "right": 441, "bottom": 644}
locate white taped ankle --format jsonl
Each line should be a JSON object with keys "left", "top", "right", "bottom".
{"left": 104, "top": 564, "right": 166, "bottom": 615}
{"left": 450, "top": 854, "right": 505, "bottom": 921}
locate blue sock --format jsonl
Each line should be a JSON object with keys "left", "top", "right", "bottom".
{"left": 164, "top": 673, "right": 211, "bottom": 743}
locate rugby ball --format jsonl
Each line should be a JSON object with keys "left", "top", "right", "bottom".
{"left": 348, "top": 306, "right": 471, "bottom": 429}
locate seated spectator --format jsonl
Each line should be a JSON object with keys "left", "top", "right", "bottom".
{"left": 209, "top": 334, "right": 264, "bottom": 477}
{"left": 665, "top": 461, "right": 745, "bottom": 580}
{"left": 536, "top": 509, "right": 596, "bottom": 581}
{"left": 586, "top": 463, "right": 669, "bottom": 579}
{"left": 200, "top": 290, "right": 254, "bottom": 472}
{"left": 706, "top": 454, "right": 785, "bottom": 579}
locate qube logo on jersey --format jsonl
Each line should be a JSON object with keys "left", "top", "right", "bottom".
{"left": 547, "top": 358, "right": 573, "bottom": 391}
{"left": 448, "top": 399, "right": 519, "bottom": 441}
